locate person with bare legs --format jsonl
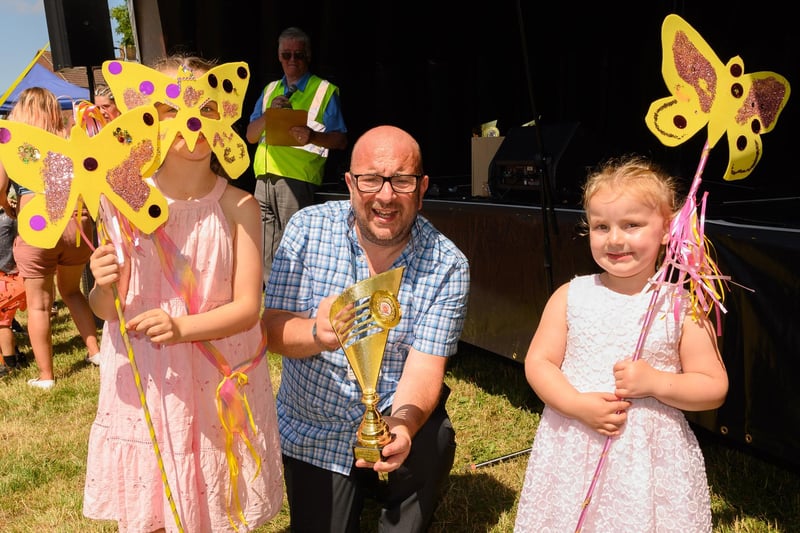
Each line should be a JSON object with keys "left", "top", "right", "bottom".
{"left": 0, "top": 87, "right": 100, "bottom": 390}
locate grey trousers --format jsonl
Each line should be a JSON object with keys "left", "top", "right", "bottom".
{"left": 254, "top": 174, "right": 317, "bottom": 286}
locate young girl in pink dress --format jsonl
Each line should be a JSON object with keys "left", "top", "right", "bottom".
{"left": 83, "top": 55, "right": 283, "bottom": 532}
{"left": 514, "top": 155, "right": 728, "bottom": 532}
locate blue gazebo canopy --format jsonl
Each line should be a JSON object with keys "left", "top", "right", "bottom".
{"left": 0, "top": 63, "right": 89, "bottom": 113}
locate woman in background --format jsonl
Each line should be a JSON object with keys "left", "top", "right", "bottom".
{"left": 93, "top": 84, "right": 121, "bottom": 122}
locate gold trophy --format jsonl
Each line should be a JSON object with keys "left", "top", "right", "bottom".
{"left": 330, "top": 267, "right": 404, "bottom": 475}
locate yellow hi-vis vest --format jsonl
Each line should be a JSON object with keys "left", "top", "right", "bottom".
{"left": 253, "top": 76, "right": 335, "bottom": 185}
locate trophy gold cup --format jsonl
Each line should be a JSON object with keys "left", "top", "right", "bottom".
{"left": 330, "top": 267, "right": 404, "bottom": 474}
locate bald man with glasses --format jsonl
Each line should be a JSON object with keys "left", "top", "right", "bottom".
{"left": 263, "top": 125, "right": 469, "bottom": 532}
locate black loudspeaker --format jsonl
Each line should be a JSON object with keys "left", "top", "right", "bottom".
{"left": 489, "top": 122, "right": 599, "bottom": 206}
{"left": 44, "top": 0, "right": 116, "bottom": 70}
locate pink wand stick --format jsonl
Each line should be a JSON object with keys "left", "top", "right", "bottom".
{"left": 574, "top": 141, "right": 712, "bottom": 532}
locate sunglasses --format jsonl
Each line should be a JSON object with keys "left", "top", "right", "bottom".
{"left": 280, "top": 51, "right": 307, "bottom": 60}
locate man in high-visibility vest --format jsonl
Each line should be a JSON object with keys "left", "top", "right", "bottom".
{"left": 246, "top": 26, "right": 348, "bottom": 286}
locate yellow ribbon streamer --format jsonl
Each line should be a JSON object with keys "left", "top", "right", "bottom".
{"left": 97, "top": 215, "right": 186, "bottom": 532}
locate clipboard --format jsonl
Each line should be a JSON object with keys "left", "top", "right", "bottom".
{"left": 264, "top": 108, "right": 309, "bottom": 146}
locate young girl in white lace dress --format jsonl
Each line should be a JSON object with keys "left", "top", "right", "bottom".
{"left": 514, "top": 155, "right": 728, "bottom": 532}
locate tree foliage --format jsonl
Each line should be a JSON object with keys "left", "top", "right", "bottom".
{"left": 110, "top": 4, "right": 134, "bottom": 46}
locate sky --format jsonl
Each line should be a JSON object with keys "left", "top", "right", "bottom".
{"left": 0, "top": 0, "right": 125, "bottom": 96}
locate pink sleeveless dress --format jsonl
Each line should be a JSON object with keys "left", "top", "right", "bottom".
{"left": 514, "top": 274, "right": 712, "bottom": 532}
{"left": 83, "top": 177, "right": 283, "bottom": 532}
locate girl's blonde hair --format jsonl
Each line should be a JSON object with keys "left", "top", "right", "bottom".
{"left": 7, "top": 87, "right": 66, "bottom": 136}
{"left": 581, "top": 154, "right": 680, "bottom": 229}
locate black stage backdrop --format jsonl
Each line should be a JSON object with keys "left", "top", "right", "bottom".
{"left": 144, "top": 1, "right": 800, "bottom": 468}
{"left": 142, "top": 0, "right": 798, "bottom": 217}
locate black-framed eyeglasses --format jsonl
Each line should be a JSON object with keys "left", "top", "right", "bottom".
{"left": 351, "top": 173, "right": 421, "bottom": 194}
{"left": 280, "top": 51, "right": 307, "bottom": 60}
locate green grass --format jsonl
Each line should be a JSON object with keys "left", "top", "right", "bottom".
{"left": 1, "top": 303, "right": 798, "bottom": 532}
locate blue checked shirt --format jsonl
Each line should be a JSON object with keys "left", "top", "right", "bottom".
{"left": 264, "top": 200, "right": 470, "bottom": 475}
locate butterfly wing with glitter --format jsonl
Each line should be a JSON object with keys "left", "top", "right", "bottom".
{"left": 722, "top": 70, "right": 791, "bottom": 180}
{"left": 0, "top": 106, "right": 166, "bottom": 248}
{"left": 645, "top": 14, "right": 790, "bottom": 181}
{"left": 103, "top": 60, "right": 251, "bottom": 179}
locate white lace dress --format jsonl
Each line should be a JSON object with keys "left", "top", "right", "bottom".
{"left": 514, "top": 274, "right": 712, "bottom": 532}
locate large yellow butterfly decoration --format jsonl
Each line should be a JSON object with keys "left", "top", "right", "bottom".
{"left": 0, "top": 107, "right": 166, "bottom": 249}
{"left": 103, "top": 60, "right": 251, "bottom": 179}
{"left": 645, "top": 14, "right": 791, "bottom": 181}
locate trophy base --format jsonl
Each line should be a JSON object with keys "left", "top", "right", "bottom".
{"left": 354, "top": 445, "right": 389, "bottom": 482}
{"left": 353, "top": 445, "right": 384, "bottom": 464}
